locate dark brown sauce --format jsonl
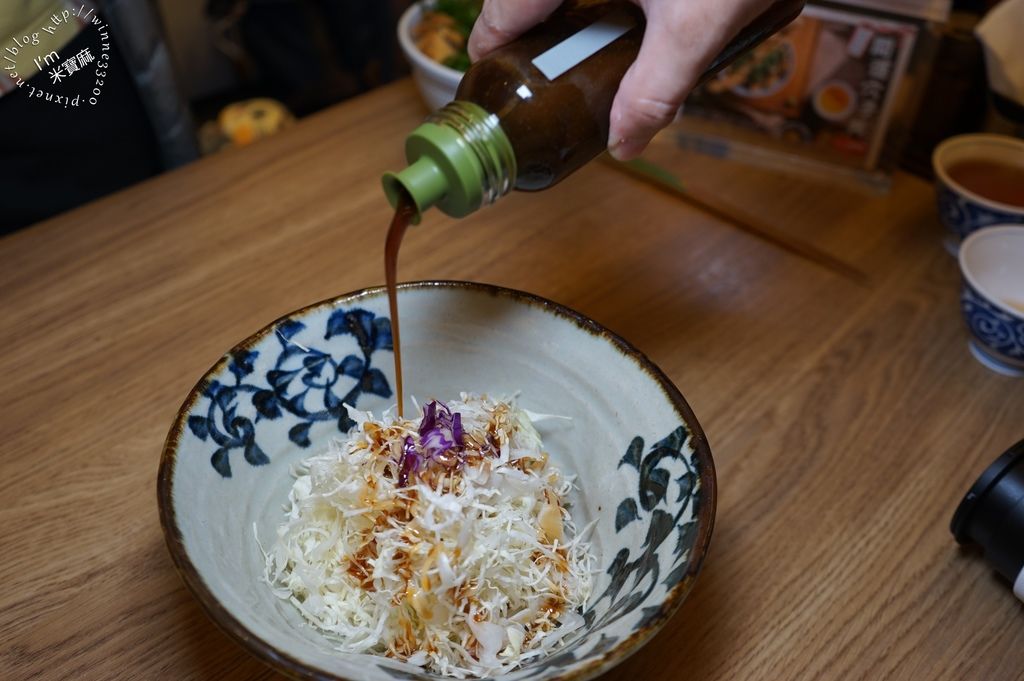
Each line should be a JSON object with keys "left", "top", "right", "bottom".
{"left": 540, "top": 596, "right": 565, "bottom": 618}
{"left": 392, "top": 548, "right": 412, "bottom": 581}
{"left": 456, "top": 2, "right": 645, "bottom": 191}
{"left": 346, "top": 538, "right": 379, "bottom": 591}
{"left": 385, "top": 194, "right": 417, "bottom": 418}
{"left": 947, "top": 160, "right": 1024, "bottom": 208}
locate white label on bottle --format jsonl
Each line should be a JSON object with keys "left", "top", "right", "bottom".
{"left": 531, "top": 11, "right": 636, "bottom": 81}
{"left": 1015, "top": 565, "right": 1024, "bottom": 602}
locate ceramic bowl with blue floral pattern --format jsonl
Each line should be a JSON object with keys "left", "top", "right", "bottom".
{"left": 933, "top": 134, "right": 1024, "bottom": 254}
{"left": 158, "top": 281, "right": 716, "bottom": 681}
{"left": 958, "top": 226, "right": 1024, "bottom": 377}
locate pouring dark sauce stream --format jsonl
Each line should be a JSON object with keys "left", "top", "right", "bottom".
{"left": 385, "top": 193, "right": 416, "bottom": 418}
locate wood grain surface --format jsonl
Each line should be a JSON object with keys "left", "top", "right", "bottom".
{"left": 1, "top": 79, "right": 1021, "bottom": 680}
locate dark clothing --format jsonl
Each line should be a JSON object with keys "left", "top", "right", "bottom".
{"left": 0, "top": 1, "right": 198, "bottom": 233}
{"left": 102, "top": 0, "right": 198, "bottom": 169}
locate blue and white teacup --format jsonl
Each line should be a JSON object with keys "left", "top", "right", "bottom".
{"left": 958, "top": 225, "right": 1024, "bottom": 376}
{"left": 933, "top": 134, "right": 1024, "bottom": 254}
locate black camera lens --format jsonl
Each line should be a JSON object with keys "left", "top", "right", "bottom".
{"left": 951, "top": 438, "right": 1024, "bottom": 600}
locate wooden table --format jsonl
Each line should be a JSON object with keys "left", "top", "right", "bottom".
{"left": 2, "top": 80, "right": 1021, "bottom": 680}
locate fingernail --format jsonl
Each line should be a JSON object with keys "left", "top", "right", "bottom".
{"left": 608, "top": 138, "right": 641, "bottom": 162}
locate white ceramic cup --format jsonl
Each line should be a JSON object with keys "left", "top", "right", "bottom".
{"left": 958, "top": 225, "right": 1024, "bottom": 376}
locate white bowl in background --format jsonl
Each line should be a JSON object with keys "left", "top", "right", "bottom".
{"left": 397, "top": 3, "right": 464, "bottom": 110}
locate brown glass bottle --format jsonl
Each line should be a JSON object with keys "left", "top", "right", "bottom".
{"left": 384, "top": 0, "right": 806, "bottom": 217}
{"left": 458, "top": 2, "right": 647, "bottom": 191}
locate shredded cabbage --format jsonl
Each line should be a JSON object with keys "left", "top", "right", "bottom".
{"left": 259, "top": 394, "right": 595, "bottom": 678}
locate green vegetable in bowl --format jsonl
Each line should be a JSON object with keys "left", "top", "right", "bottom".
{"left": 443, "top": 51, "right": 472, "bottom": 73}
{"left": 413, "top": 0, "right": 482, "bottom": 73}
{"left": 434, "top": 0, "right": 482, "bottom": 35}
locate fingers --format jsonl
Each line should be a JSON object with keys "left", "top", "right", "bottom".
{"left": 608, "top": 0, "right": 767, "bottom": 160}
{"left": 468, "top": 0, "right": 563, "bottom": 61}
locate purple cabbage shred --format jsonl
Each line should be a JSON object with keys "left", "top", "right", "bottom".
{"left": 396, "top": 401, "right": 470, "bottom": 485}
{"left": 397, "top": 435, "right": 420, "bottom": 487}
{"left": 452, "top": 412, "right": 464, "bottom": 445}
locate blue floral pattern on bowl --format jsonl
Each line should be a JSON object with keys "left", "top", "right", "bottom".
{"left": 187, "top": 308, "right": 395, "bottom": 478}
{"left": 961, "top": 282, "right": 1024, "bottom": 370}
{"left": 937, "top": 182, "right": 1024, "bottom": 242}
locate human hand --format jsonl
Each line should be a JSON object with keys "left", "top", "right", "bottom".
{"left": 468, "top": 0, "right": 779, "bottom": 161}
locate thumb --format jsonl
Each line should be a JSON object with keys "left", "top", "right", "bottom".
{"left": 608, "top": 1, "right": 765, "bottom": 160}
{"left": 468, "top": 0, "right": 563, "bottom": 61}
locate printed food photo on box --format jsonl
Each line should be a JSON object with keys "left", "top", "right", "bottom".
{"left": 681, "top": 4, "right": 920, "bottom": 173}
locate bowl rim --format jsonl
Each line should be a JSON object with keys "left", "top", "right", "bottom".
{"left": 157, "top": 280, "right": 717, "bottom": 681}
{"left": 932, "top": 133, "right": 1024, "bottom": 216}
{"left": 397, "top": 1, "right": 465, "bottom": 85}
{"left": 958, "top": 225, "right": 1024, "bottom": 321}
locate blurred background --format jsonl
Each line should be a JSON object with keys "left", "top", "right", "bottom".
{"left": 0, "top": 0, "right": 1020, "bottom": 232}
{"left": 177, "top": 0, "right": 412, "bottom": 126}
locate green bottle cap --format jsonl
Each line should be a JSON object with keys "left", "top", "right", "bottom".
{"left": 382, "top": 101, "right": 516, "bottom": 221}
